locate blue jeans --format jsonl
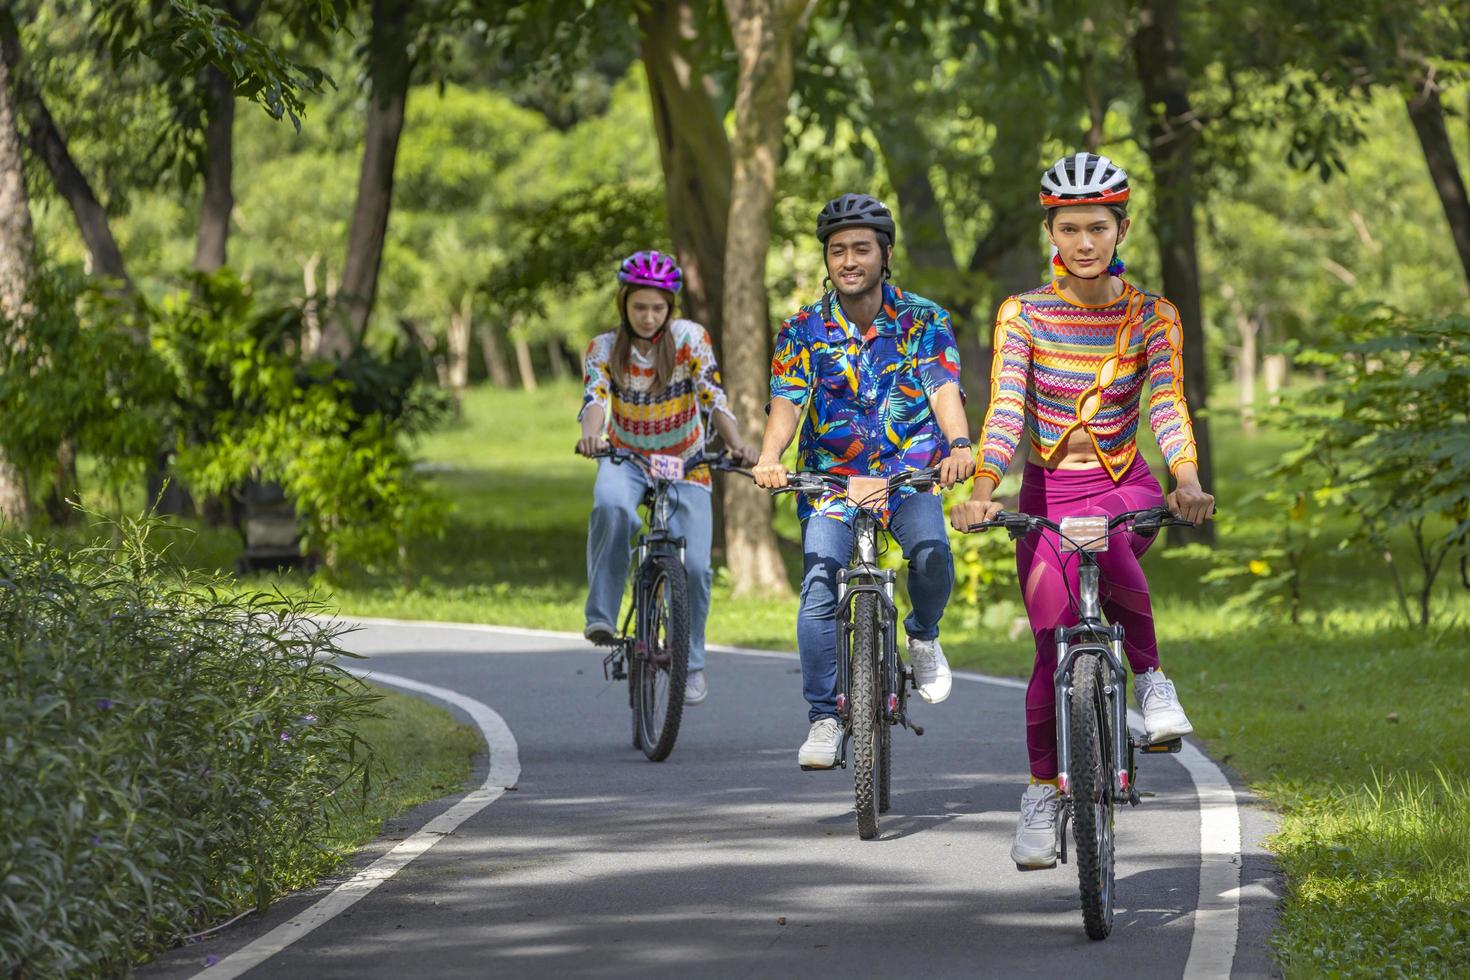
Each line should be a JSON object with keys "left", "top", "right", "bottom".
{"left": 797, "top": 492, "right": 953, "bottom": 721}
{"left": 585, "top": 457, "right": 713, "bottom": 672}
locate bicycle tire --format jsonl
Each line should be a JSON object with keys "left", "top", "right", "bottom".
{"left": 1069, "top": 652, "right": 1116, "bottom": 940}
{"left": 851, "top": 592, "right": 881, "bottom": 840}
{"left": 635, "top": 555, "right": 689, "bottom": 762}
{"left": 878, "top": 712, "right": 891, "bottom": 814}
{"left": 629, "top": 652, "right": 643, "bottom": 750}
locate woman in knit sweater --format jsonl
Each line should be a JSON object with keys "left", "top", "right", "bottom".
{"left": 950, "top": 154, "right": 1215, "bottom": 870}
{"left": 576, "top": 251, "right": 757, "bottom": 706}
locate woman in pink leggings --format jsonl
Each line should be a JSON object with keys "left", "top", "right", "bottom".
{"left": 951, "top": 153, "right": 1215, "bottom": 870}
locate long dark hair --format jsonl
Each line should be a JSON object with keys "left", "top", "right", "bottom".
{"left": 609, "top": 285, "right": 676, "bottom": 393}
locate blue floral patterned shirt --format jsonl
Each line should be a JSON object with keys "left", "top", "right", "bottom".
{"left": 769, "top": 282, "right": 962, "bottom": 523}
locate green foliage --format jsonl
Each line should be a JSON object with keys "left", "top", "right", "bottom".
{"left": 0, "top": 263, "right": 169, "bottom": 507}
{"left": 94, "top": 0, "right": 338, "bottom": 131}
{"left": 1273, "top": 306, "right": 1470, "bottom": 626}
{"left": 0, "top": 515, "right": 378, "bottom": 974}
{"left": 151, "top": 271, "right": 449, "bottom": 572}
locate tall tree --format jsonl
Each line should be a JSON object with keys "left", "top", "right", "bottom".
{"left": 0, "top": 9, "right": 131, "bottom": 288}
{"left": 720, "top": 0, "right": 816, "bottom": 596}
{"left": 1130, "top": 0, "right": 1215, "bottom": 544}
{"left": 0, "top": 31, "right": 33, "bottom": 524}
{"left": 1404, "top": 72, "right": 1470, "bottom": 288}
{"left": 637, "top": 0, "right": 732, "bottom": 345}
{"left": 193, "top": 0, "right": 267, "bottom": 272}
{"left": 319, "top": 0, "right": 413, "bottom": 358}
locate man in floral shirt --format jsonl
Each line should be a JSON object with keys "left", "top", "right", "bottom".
{"left": 753, "top": 193, "right": 975, "bottom": 769}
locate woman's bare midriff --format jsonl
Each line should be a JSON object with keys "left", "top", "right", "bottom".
{"left": 1027, "top": 425, "right": 1107, "bottom": 471}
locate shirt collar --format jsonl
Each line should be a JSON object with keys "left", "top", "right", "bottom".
{"left": 824, "top": 282, "right": 904, "bottom": 339}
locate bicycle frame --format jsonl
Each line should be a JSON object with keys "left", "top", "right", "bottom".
{"left": 833, "top": 508, "right": 906, "bottom": 733}
{"left": 1052, "top": 555, "right": 1134, "bottom": 807}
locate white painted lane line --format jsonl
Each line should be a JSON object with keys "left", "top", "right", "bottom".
{"left": 328, "top": 618, "right": 1244, "bottom": 977}
{"left": 191, "top": 670, "right": 520, "bottom": 979}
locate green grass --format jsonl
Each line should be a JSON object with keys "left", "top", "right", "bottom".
{"left": 145, "top": 381, "right": 1468, "bottom": 977}
{"left": 326, "top": 685, "right": 482, "bottom": 849}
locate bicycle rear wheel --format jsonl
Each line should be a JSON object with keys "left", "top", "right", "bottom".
{"left": 851, "top": 592, "right": 881, "bottom": 839}
{"left": 1069, "top": 652, "right": 1116, "bottom": 940}
{"left": 878, "top": 714, "right": 891, "bottom": 814}
{"left": 635, "top": 555, "right": 689, "bottom": 762}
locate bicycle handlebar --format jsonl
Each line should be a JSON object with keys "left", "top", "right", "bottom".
{"left": 579, "top": 446, "right": 754, "bottom": 480}
{"left": 772, "top": 467, "right": 943, "bottom": 508}
{"left": 964, "top": 505, "right": 1200, "bottom": 542}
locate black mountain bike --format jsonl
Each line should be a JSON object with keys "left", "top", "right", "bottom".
{"left": 588, "top": 447, "right": 745, "bottom": 762}
{"left": 776, "top": 468, "right": 940, "bottom": 840}
{"left": 967, "top": 505, "right": 1193, "bottom": 939}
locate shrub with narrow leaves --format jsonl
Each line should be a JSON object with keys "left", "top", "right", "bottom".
{"left": 0, "top": 517, "right": 378, "bottom": 975}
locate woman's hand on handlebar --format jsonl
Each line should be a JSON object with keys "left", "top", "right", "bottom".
{"left": 1167, "top": 482, "right": 1215, "bottom": 525}
{"left": 950, "top": 497, "right": 1004, "bottom": 533}
{"left": 576, "top": 435, "right": 610, "bottom": 458}
{"left": 751, "top": 454, "right": 790, "bottom": 489}
{"left": 728, "top": 443, "right": 760, "bottom": 468}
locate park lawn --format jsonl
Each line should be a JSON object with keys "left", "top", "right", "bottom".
{"left": 325, "top": 685, "right": 483, "bottom": 851}
{"left": 214, "top": 381, "right": 1465, "bottom": 977}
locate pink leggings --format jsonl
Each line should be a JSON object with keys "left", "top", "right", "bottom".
{"left": 1017, "top": 458, "right": 1164, "bottom": 779}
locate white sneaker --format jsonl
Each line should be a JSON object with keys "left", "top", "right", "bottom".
{"left": 907, "top": 637, "right": 952, "bottom": 704}
{"left": 685, "top": 670, "right": 708, "bottom": 706}
{"left": 1010, "top": 782, "right": 1060, "bottom": 869}
{"left": 1135, "top": 668, "right": 1193, "bottom": 742}
{"left": 584, "top": 621, "right": 616, "bottom": 647}
{"left": 797, "top": 717, "right": 843, "bottom": 769}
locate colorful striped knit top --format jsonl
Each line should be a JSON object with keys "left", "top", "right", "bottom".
{"left": 580, "top": 319, "right": 734, "bottom": 488}
{"left": 976, "top": 280, "right": 1198, "bottom": 487}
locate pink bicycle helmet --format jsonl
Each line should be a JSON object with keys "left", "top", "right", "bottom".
{"left": 617, "top": 250, "right": 683, "bottom": 293}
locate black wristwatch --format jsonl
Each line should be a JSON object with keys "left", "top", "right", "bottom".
{"left": 950, "top": 438, "right": 973, "bottom": 451}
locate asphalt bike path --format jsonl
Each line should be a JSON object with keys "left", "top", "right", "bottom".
{"left": 144, "top": 620, "right": 1281, "bottom": 978}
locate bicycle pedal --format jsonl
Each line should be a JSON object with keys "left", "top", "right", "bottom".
{"left": 1139, "top": 737, "right": 1183, "bottom": 753}
{"left": 1015, "top": 861, "right": 1057, "bottom": 872}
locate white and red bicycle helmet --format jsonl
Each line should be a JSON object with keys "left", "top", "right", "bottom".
{"left": 1039, "top": 153, "right": 1131, "bottom": 208}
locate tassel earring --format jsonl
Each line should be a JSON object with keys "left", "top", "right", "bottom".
{"left": 1050, "top": 247, "right": 1068, "bottom": 280}
{"left": 1107, "top": 252, "right": 1126, "bottom": 277}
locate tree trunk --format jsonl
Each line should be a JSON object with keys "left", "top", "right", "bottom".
{"left": 478, "top": 322, "right": 511, "bottom": 387}
{"left": 0, "top": 10, "right": 130, "bottom": 290}
{"left": 302, "top": 251, "right": 322, "bottom": 357}
{"left": 1131, "top": 0, "right": 1215, "bottom": 544}
{"left": 1264, "top": 352, "right": 1287, "bottom": 406}
{"left": 512, "top": 332, "right": 538, "bottom": 392}
{"left": 1405, "top": 74, "right": 1470, "bottom": 290}
{"left": 1223, "top": 283, "right": 1257, "bottom": 434}
{"left": 193, "top": 64, "right": 235, "bottom": 272}
{"left": 447, "top": 296, "right": 471, "bottom": 391}
{"left": 0, "top": 37, "right": 33, "bottom": 524}
{"left": 638, "top": 0, "right": 733, "bottom": 349}
{"left": 718, "top": 0, "right": 815, "bottom": 598}
{"left": 320, "top": 0, "right": 412, "bottom": 358}
{"left": 545, "top": 338, "right": 569, "bottom": 380}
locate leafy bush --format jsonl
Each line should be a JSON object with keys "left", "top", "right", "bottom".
{"left": 152, "top": 271, "right": 450, "bottom": 573}
{"left": 0, "top": 517, "right": 379, "bottom": 975}
{"left": 1274, "top": 306, "right": 1470, "bottom": 627}
{"left": 0, "top": 262, "right": 169, "bottom": 509}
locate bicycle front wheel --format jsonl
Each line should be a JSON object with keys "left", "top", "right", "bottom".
{"left": 635, "top": 555, "right": 689, "bottom": 762}
{"left": 851, "top": 592, "right": 881, "bottom": 840}
{"left": 1069, "top": 652, "right": 1116, "bottom": 940}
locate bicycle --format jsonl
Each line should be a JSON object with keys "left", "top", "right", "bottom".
{"left": 585, "top": 446, "right": 746, "bottom": 762}
{"left": 774, "top": 467, "right": 941, "bottom": 840}
{"left": 965, "top": 504, "right": 1194, "bottom": 939}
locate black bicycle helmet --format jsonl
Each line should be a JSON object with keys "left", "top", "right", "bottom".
{"left": 816, "top": 193, "right": 897, "bottom": 247}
